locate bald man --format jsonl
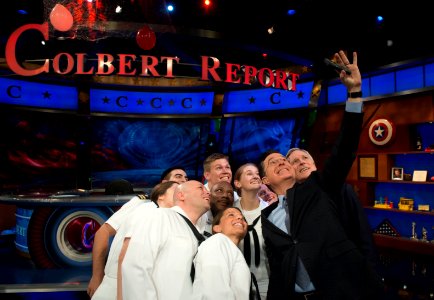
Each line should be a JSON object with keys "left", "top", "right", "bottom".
{"left": 121, "top": 180, "right": 210, "bottom": 300}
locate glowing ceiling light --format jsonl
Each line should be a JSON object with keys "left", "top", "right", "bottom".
{"left": 167, "top": 4, "right": 174, "bottom": 12}
{"left": 115, "top": 5, "right": 122, "bottom": 13}
{"left": 377, "top": 15, "right": 384, "bottom": 22}
{"left": 204, "top": 0, "right": 211, "bottom": 6}
{"left": 287, "top": 9, "right": 296, "bottom": 16}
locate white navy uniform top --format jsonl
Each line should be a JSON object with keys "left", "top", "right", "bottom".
{"left": 91, "top": 200, "right": 157, "bottom": 300}
{"left": 234, "top": 199, "right": 269, "bottom": 299}
{"left": 192, "top": 233, "right": 251, "bottom": 300}
{"left": 121, "top": 206, "right": 200, "bottom": 300}
{"left": 105, "top": 195, "right": 148, "bottom": 231}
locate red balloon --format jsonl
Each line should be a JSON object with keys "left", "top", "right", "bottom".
{"left": 50, "top": 4, "right": 73, "bottom": 32}
{"left": 136, "top": 25, "right": 156, "bottom": 50}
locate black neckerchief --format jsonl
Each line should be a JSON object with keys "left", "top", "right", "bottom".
{"left": 243, "top": 215, "right": 261, "bottom": 267}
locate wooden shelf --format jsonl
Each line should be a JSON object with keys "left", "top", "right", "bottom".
{"left": 364, "top": 207, "right": 434, "bottom": 216}
{"left": 357, "top": 151, "right": 434, "bottom": 155}
{"left": 360, "top": 180, "right": 434, "bottom": 184}
{"left": 373, "top": 233, "right": 434, "bottom": 256}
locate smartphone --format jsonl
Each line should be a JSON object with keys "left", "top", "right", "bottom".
{"left": 324, "top": 58, "right": 351, "bottom": 75}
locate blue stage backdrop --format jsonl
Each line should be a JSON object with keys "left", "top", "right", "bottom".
{"left": 0, "top": 108, "right": 305, "bottom": 192}
{"left": 219, "top": 115, "right": 303, "bottom": 171}
{"left": 90, "top": 117, "right": 210, "bottom": 188}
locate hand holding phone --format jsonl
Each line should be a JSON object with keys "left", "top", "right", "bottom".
{"left": 324, "top": 58, "right": 351, "bottom": 75}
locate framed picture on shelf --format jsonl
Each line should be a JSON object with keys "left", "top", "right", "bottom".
{"left": 358, "top": 155, "right": 377, "bottom": 180}
{"left": 391, "top": 167, "right": 404, "bottom": 180}
{"left": 412, "top": 170, "right": 428, "bottom": 182}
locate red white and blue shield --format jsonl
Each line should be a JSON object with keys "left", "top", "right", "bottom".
{"left": 368, "top": 118, "right": 395, "bottom": 146}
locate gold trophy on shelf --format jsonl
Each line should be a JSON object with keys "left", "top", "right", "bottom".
{"left": 398, "top": 197, "right": 414, "bottom": 211}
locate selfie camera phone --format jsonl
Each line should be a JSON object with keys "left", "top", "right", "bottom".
{"left": 324, "top": 58, "right": 351, "bottom": 75}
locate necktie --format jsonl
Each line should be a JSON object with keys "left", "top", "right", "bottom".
{"left": 283, "top": 197, "right": 290, "bottom": 233}
{"left": 283, "top": 196, "right": 311, "bottom": 290}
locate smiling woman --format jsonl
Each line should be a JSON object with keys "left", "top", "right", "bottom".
{"left": 233, "top": 162, "right": 270, "bottom": 299}
{"left": 192, "top": 207, "right": 251, "bottom": 300}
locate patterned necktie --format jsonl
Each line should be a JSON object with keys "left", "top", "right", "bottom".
{"left": 283, "top": 196, "right": 311, "bottom": 289}
{"left": 283, "top": 197, "right": 290, "bottom": 233}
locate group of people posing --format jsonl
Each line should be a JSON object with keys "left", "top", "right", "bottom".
{"left": 87, "top": 51, "right": 385, "bottom": 300}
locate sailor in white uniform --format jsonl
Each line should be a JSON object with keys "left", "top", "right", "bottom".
{"left": 193, "top": 207, "right": 251, "bottom": 300}
{"left": 121, "top": 180, "right": 210, "bottom": 300}
{"left": 91, "top": 181, "right": 178, "bottom": 300}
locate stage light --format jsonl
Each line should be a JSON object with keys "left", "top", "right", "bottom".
{"left": 376, "top": 15, "right": 385, "bottom": 29}
{"left": 267, "top": 26, "right": 275, "bottom": 34}
{"left": 167, "top": 4, "right": 174, "bottom": 12}
{"left": 17, "top": 9, "right": 28, "bottom": 15}
{"left": 287, "top": 9, "right": 296, "bottom": 16}
{"left": 204, "top": 0, "right": 211, "bottom": 6}
{"left": 115, "top": 5, "right": 122, "bottom": 13}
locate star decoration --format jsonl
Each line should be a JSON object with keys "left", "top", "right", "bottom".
{"left": 249, "top": 96, "right": 255, "bottom": 104}
{"left": 200, "top": 99, "right": 207, "bottom": 106}
{"left": 102, "top": 96, "right": 110, "bottom": 104}
{"left": 42, "top": 91, "right": 51, "bottom": 99}
{"left": 169, "top": 99, "right": 175, "bottom": 106}
{"left": 374, "top": 126, "right": 384, "bottom": 137}
{"left": 297, "top": 91, "right": 304, "bottom": 99}
{"left": 137, "top": 99, "right": 144, "bottom": 105}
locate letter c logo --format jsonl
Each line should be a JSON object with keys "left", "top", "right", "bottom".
{"left": 116, "top": 96, "right": 127, "bottom": 108}
{"left": 270, "top": 92, "right": 281, "bottom": 104}
{"left": 7, "top": 85, "right": 21, "bottom": 98}
{"left": 182, "top": 98, "right": 192, "bottom": 108}
{"left": 151, "top": 98, "right": 162, "bottom": 108}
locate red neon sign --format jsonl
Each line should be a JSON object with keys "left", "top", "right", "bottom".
{"left": 5, "top": 22, "right": 299, "bottom": 91}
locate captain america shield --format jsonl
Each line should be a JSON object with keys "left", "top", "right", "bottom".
{"left": 368, "top": 118, "right": 395, "bottom": 146}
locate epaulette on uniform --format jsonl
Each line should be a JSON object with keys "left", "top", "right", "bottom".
{"left": 137, "top": 194, "right": 147, "bottom": 200}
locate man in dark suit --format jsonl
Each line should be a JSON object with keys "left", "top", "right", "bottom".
{"left": 285, "top": 149, "right": 379, "bottom": 269}
{"left": 259, "top": 50, "right": 384, "bottom": 300}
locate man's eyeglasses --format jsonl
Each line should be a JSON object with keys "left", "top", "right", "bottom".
{"left": 264, "top": 156, "right": 287, "bottom": 173}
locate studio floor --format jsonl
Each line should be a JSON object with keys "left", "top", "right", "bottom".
{"left": 0, "top": 231, "right": 433, "bottom": 300}
{"left": 0, "top": 234, "right": 90, "bottom": 300}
